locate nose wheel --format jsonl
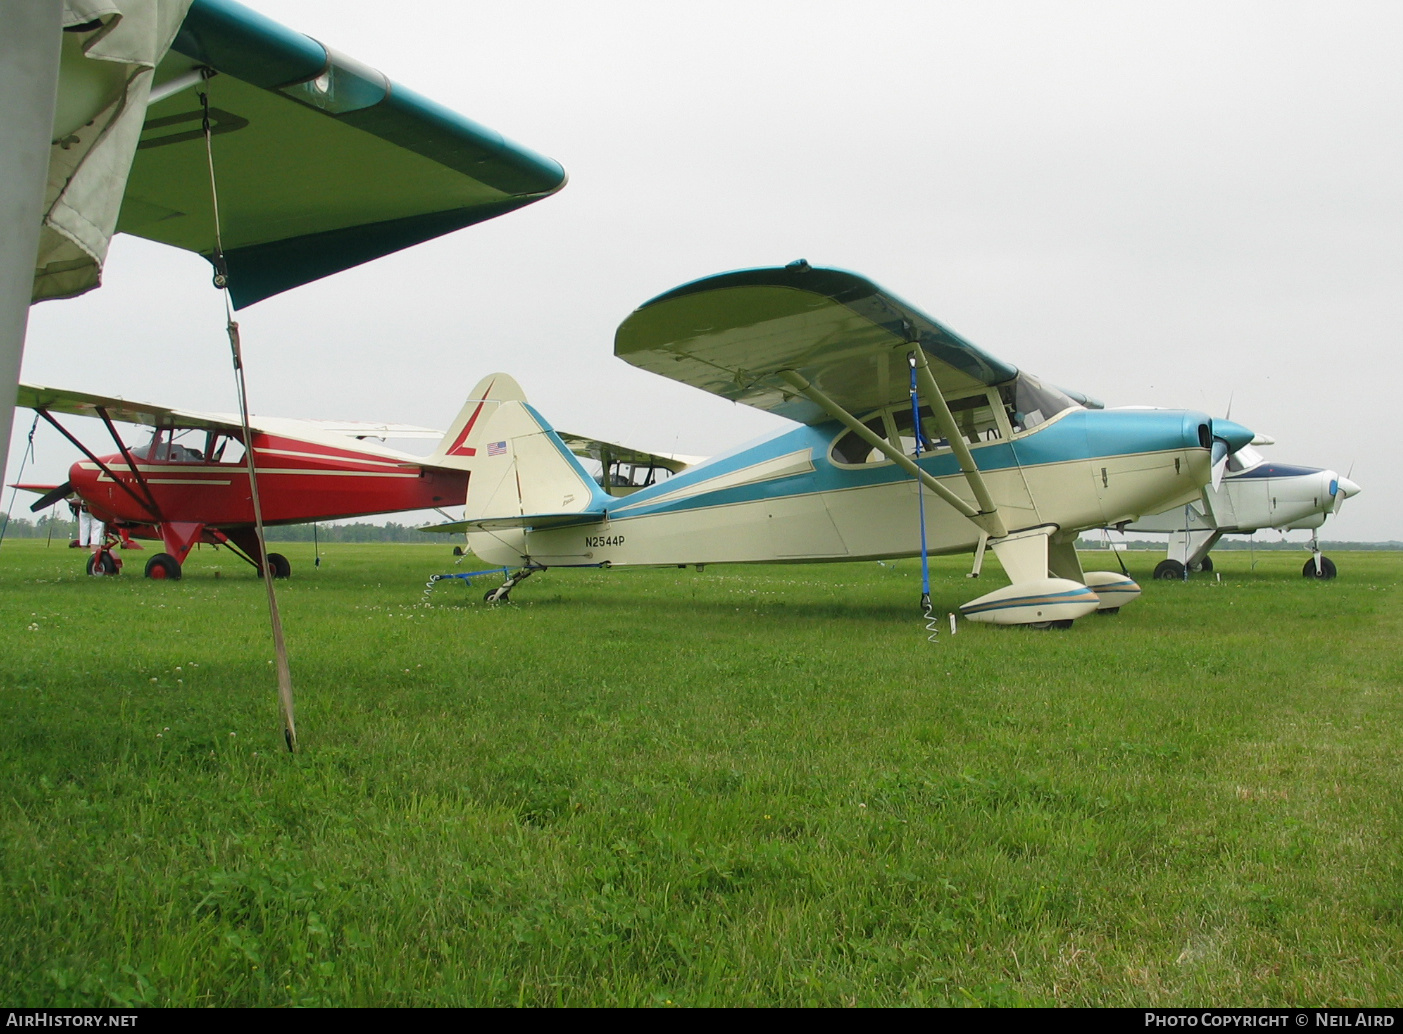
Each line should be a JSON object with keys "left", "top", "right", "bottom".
{"left": 1303, "top": 556, "right": 1337, "bottom": 579}
{"left": 1303, "top": 533, "right": 1337, "bottom": 579}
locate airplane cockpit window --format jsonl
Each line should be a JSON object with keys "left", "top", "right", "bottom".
{"left": 914, "top": 393, "right": 1003, "bottom": 446}
{"left": 131, "top": 434, "right": 204, "bottom": 462}
{"left": 1000, "top": 373, "right": 1081, "bottom": 433}
{"left": 830, "top": 417, "right": 892, "bottom": 465}
{"left": 830, "top": 392, "right": 1004, "bottom": 466}
{"left": 594, "top": 460, "right": 674, "bottom": 497}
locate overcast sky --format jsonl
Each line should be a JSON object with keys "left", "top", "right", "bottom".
{"left": 10, "top": 0, "right": 1402, "bottom": 541}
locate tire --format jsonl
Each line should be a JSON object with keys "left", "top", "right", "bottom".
{"left": 144, "top": 553, "right": 182, "bottom": 580}
{"left": 452, "top": 546, "right": 464, "bottom": 557}
{"left": 1303, "top": 556, "right": 1337, "bottom": 580}
{"left": 85, "top": 552, "right": 118, "bottom": 576}
{"left": 1095, "top": 607, "right": 1120, "bottom": 616}
{"left": 1198, "top": 555, "right": 1213, "bottom": 573}
{"left": 1153, "top": 559, "right": 1186, "bottom": 581}
{"left": 1028, "top": 619, "right": 1075, "bottom": 630}
{"left": 266, "top": 553, "right": 291, "bottom": 579}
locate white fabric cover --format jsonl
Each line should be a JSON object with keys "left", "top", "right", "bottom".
{"left": 33, "top": 0, "right": 193, "bottom": 302}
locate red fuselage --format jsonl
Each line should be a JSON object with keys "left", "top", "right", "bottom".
{"left": 73, "top": 430, "right": 466, "bottom": 530}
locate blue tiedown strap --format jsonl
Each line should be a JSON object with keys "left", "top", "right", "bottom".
{"left": 908, "top": 355, "right": 933, "bottom": 612}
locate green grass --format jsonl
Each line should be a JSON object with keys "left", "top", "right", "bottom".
{"left": 1, "top": 540, "right": 1400, "bottom": 1006}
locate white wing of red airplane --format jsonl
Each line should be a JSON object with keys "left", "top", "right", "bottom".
{"left": 16, "top": 382, "right": 467, "bottom": 470}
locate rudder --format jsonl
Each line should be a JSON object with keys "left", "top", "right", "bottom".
{"left": 429, "top": 373, "right": 528, "bottom": 469}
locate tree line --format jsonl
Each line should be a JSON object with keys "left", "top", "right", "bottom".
{"left": 0, "top": 514, "right": 449, "bottom": 544}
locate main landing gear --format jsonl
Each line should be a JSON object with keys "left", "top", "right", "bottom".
{"left": 1153, "top": 559, "right": 1185, "bottom": 581}
{"left": 144, "top": 553, "right": 182, "bottom": 580}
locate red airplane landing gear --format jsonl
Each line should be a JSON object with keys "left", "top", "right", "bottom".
{"left": 144, "top": 553, "right": 182, "bottom": 580}
{"left": 85, "top": 547, "right": 122, "bottom": 576}
{"left": 265, "top": 553, "right": 291, "bottom": 579}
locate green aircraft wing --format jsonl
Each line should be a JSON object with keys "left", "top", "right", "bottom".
{"left": 120, "top": 0, "right": 567, "bottom": 307}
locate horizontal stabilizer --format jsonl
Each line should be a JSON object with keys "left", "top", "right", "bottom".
{"left": 422, "top": 512, "right": 606, "bottom": 534}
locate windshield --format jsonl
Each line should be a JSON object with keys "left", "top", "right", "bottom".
{"left": 999, "top": 372, "right": 1081, "bottom": 433}
{"left": 1226, "top": 445, "right": 1264, "bottom": 473}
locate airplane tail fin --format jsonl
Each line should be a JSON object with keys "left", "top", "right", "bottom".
{"left": 428, "top": 373, "right": 529, "bottom": 469}
{"left": 464, "top": 388, "right": 609, "bottom": 524}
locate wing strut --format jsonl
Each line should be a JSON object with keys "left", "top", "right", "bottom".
{"left": 777, "top": 370, "right": 1004, "bottom": 537}
{"left": 96, "top": 406, "right": 164, "bottom": 521}
{"left": 35, "top": 409, "right": 162, "bottom": 522}
{"left": 908, "top": 347, "right": 1007, "bottom": 538}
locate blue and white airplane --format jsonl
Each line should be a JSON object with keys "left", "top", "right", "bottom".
{"left": 428, "top": 264, "right": 1254, "bottom": 628}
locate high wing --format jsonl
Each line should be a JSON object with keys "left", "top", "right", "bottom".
{"left": 122, "top": 0, "right": 567, "bottom": 308}
{"left": 614, "top": 262, "right": 1019, "bottom": 425}
{"left": 18, "top": 382, "right": 454, "bottom": 465}
{"left": 307, "top": 421, "right": 444, "bottom": 440}
{"left": 18, "top": 382, "right": 244, "bottom": 434}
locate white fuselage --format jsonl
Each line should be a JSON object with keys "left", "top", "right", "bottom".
{"left": 469, "top": 406, "right": 1214, "bottom": 571}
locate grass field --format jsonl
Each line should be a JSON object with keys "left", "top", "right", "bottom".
{"left": 1, "top": 539, "right": 1400, "bottom": 1006}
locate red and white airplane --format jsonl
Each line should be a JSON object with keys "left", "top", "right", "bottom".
{"left": 16, "top": 376, "right": 689, "bottom": 581}
{"left": 15, "top": 381, "right": 494, "bottom": 580}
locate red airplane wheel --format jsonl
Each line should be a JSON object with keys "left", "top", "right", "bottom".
{"left": 144, "top": 553, "right": 182, "bottom": 580}
{"left": 265, "top": 553, "right": 291, "bottom": 579}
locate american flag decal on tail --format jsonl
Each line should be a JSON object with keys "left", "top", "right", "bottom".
{"left": 486, "top": 441, "right": 507, "bottom": 457}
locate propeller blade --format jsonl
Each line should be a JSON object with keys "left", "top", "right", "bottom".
{"left": 29, "top": 482, "right": 73, "bottom": 513}
{"left": 1207, "top": 436, "right": 1232, "bottom": 492}
{"left": 1332, "top": 474, "right": 1361, "bottom": 515}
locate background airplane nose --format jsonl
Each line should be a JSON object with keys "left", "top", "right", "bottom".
{"left": 1327, "top": 470, "right": 1361, "bottom": 515}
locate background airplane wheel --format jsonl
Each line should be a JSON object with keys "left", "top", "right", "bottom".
{"left": 452, "top": 546, "right": 464, "bottom": 556}
{"left": 144, "top": 553, "right": 182, "bottom": 580}
{"left": 85, "top": 552, "right": 118, "bottom": 576}
{"left": 266, "top": 553, "right": 292, "bottom": 579}
{"left": 1198, "top": 556, "right": 1214, "bottom": 573}
{"left": 1303, "top": 556, "right": 1337, "bottom": 579}
{"left": 1153, "top": 559, "right": 1186, "bottom": 580}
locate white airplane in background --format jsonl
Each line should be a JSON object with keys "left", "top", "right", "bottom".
{"left": 1125, "top": 440, "right": 1360, "bottom": 580}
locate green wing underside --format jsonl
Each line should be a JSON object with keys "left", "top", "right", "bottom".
{"left": 119, "top": 0, "right": 566, "bottom": 307}
{"left": 614, "top": 265, "right": 1019, "bottom": 424}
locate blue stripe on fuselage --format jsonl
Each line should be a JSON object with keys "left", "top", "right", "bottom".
{"left": 602, "top": 406, "right": 1211, "bottom": 519}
